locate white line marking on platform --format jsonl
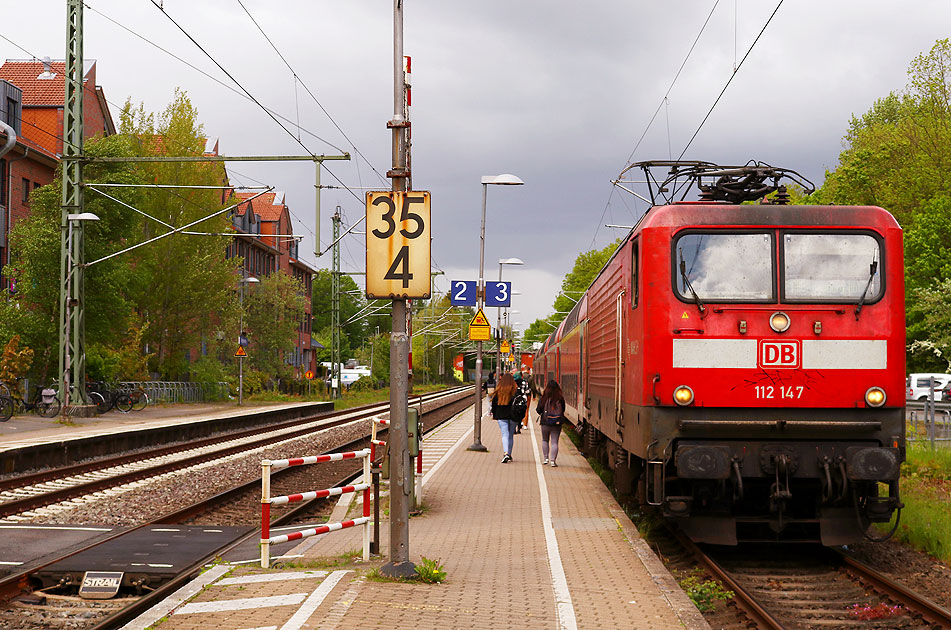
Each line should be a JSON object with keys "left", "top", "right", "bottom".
{"left": 178, "top": 593, "right": 307, "bottom": 614}
{"left": 421, "top": 411, "right": 473, "bottom": 485}
{"left": 312, "top": 576, "right": 364, "bottom": 630}
{"left": 119, "top": 564, "right": 231, "bottom": 630}
{"left": 0, "top": 561, "right": 23, "bottom": 565}
{"left": 217, "top": 571, "right": 328, "bottom": 586}
{"left": 236, "top": 626, "right": 277, "bottom": 630}
{"left": 279, "top": 570, "right": 350, "bottom": 630}
{"left": 529, "top": 420, "right": 578, "bottom": 630}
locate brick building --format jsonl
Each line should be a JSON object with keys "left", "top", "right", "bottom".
{"left": 232, "top": 191, "right": 316, "bottom": 376}
{"left": 0, "top": 57, "right": 115, "bottom": 287}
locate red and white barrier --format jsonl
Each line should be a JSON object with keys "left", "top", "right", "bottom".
{"left": 260, "top": 448, "right": 371, "bottom": 568}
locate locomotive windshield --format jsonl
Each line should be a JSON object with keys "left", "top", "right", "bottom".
{"left": 675, "top": 232, "right": 774, "bottom": 301}
{"left": 782, "top": 233, "right": 882, "bottom": 301}
{"left": 672, "top": 230, "right": 884, "bottom": 304}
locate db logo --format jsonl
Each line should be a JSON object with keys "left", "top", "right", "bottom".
{"left": 758, "top": 340, "right": 800, "bottom": 369}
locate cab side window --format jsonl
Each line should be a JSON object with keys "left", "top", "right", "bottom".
{"left": 631, "top": 238, "right": 639, "bottom": 309}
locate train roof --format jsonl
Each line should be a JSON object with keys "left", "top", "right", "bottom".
{"left": 638, "top": 202, "right": 901, "bottom": 231}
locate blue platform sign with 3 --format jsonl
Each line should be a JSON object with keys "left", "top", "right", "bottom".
{"left": 450, "top": 280, "right": 477, "bottom": 306}
{"left": 485, "top": 281, "right": 511, "bottom": 307}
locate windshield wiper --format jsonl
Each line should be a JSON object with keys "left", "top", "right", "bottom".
{"left": 679, "top": 249, "right": 706, "bottom": 317}
{"left": 854, "top": 259, "right": 879, "bottom": 321}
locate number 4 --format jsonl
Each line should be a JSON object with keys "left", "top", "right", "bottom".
{"left": 384, "top": 246, "right": 414, "bottom": 288}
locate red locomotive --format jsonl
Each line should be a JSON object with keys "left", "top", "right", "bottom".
{"left": 535, "top": 162, "right": 905, "bottom": 545}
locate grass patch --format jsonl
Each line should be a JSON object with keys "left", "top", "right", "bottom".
{"left": 563, "top": 424, "right": 582, "bottom": 448}
{"left": 676, "top": 569, "right": 734, "bottom": 612}
{"left": 875, "top": 443, "right": 951, "bottom": 562}
{"left": 279, "top": 549, "right": 367, "bottom": 570}
{"left": 587, "top": 456, "right": 614, "bottom": 488}
{"left": 414, "top": 557, "right": 446, "bottom": 583}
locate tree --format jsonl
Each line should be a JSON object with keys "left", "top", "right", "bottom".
{"left": 311, "top": 269, "right": 368, "bottom": 361}
{"left": 522, "top": 239, "right": 621, "bottom": 343}
{"left": 809, "top": 39, "right": 951, "bottom": 371}
{"left": 244, "top": 271, "right": 308, "bottom": 382}
{"left": 117, "top": 91, "right": 240, "bottom": 378}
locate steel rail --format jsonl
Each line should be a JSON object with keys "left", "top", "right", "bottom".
{"left": 836, "top": 551, "right": 951, "bottom": 629}
{"left": 673, "top": 529, "right": 785, "bottom": 629}
{"left": 0, "top": 388, "right": 466, "bottom": 518}
{"left": 0, "top": 387, "right": 471, "bottom": 606}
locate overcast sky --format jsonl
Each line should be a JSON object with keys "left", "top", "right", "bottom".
{"left": 4, "top": 0, "right": 949, "bottom": 334}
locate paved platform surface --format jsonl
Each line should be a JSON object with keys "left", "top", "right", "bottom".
{"left": 0, "top": 401, "right": 316, "bottom": 453}
{"left": 124, "top": 404, "right": 710, "bottom": 630}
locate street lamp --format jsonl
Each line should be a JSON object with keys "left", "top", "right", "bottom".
{"left": 470, "top": 174, "right": 524, "bottom": 453}
{"left": 238, "top": 275, "right": 259, "bottom": 406}
{"left": 496, "top": 258, "right": 523, "bottom": 379}
{"left": 63, "top": 212, "right": 99, "bottom": 412}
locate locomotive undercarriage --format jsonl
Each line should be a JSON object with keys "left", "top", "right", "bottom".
{"left": 580, "top": 408, "right": 904, "bottom": 546}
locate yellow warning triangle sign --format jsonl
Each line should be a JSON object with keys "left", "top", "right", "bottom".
{"left": 471, "top": 308, "right": 490, "bottom": 327}
{"left": 235, "top": 346, "right": 247, "bottom": 357}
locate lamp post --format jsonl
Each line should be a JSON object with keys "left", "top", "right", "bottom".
{"left": 469, "top": 174, "right": 524, "bottom": 452}
{"left": 62, "top": 212, "right": 99, "bottom": 412}
{"left": 237, "top": 275, "right": 259, "bottom": 406}
{"left": 496, "top": 258, "right": 523, "bottom": 378}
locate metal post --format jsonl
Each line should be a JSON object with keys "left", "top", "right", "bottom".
{"left": 239, "top": 282, "right": 244, "bottom": 406}
{"left": 469, "top": 183, "right": 489, "bottom": 452}
{"left": 60, "top": 0, "right": 86, "bottom": 408}
{"left": 381, "top": 0, "right": 415, "bottom": 579}
{"left": 371, "top": 464, "right": 381, "bottom": 554}
{"left": 496, "top": 262, "right": 503, "bottom": 380}
{"left": 331, "top": 209, "right": 341, "bottom": 399}
{"left": 260, "top": 459, "right": 272, "bottom": 568}
{"left": 314, "top": 162, "right": 321, "bottom": 258}
{"left": 363, "top": 453, "right": 371, "bottom": 562}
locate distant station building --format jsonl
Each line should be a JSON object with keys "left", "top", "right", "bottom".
{"left": 232, "top": 191, "right": 316, "bottom": 377}
{"left": 0, "top": 57, "right": 115, "bottom": 288}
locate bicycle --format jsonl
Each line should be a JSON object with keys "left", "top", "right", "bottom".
{"left": 87, "top": 382, "right": 116, "bottom": 414}
{"left": 115, "top": 384, "right": 148, "bottom": 413}
{"left": 3, "top": 382, "right": 61, "bottom": 419}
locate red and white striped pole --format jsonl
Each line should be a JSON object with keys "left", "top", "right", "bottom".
{"left": 363, "top": 452, "right": 371, "bottom": 560}
{"left": 261, "top": 459, "right": 272, "bottom": 568}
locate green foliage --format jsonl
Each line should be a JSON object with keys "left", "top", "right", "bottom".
{"left": 245, "top": 271, "right": 308, "bottom": 383}
{"left": 523, "top": 239, "right": 621, "bottom": 343}
{"left": 0, "top": 335, "right": 34, "bottom": 383}
{"left": 809, "top": 39, "right": 951, "bottom": 371}
{"left": 677, "top": 570, "right": 734, "bottom": 612}
{"left": 312, "top": 270, "right": 368, "bottom": 362}
{"left": 414, "top": 557, "right": 447, "bottom": 583}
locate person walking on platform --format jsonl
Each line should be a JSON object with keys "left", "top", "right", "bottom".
{"left": 536, "top": 380, "right": 566, "bottom": 467}
{"left": 516, "top": 368, "right": 533, "bottom": 429}
{"left": 490, "top": 373, "right": 519, "bottom": 463}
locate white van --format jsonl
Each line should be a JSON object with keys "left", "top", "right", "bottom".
{"left": 907, "top": 373, "right": 951, "bottom": 401}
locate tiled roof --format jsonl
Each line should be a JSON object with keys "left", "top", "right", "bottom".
{"left": 235, "top": 191, "right": 288, "bottom": 223}
{"left": 0, "top": 58, "right": 97, "bottom": 106}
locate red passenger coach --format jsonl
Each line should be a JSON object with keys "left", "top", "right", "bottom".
{"left": 536, "top": 162, "right": 905, "bottom": 545}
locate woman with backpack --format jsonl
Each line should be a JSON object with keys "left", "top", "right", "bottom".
{"left": 536, "top": 380, "right": 566, "bottom": 467}
{"left": 490, "top": 373, "right": 519, "bottom": 463}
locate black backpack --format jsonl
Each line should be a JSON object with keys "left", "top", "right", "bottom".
{"left": 511, "top": 392, "right": 527, "bottom": 422}
{"left": 541, "top": 398, "right": 563, "bottom": 425}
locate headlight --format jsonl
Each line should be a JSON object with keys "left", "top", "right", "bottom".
{"left": 674, "top": 385, "right": 694, "bottom": 406}
{"left": 865, "top": 387, "right": 886, "bottom": 407}
{"left": 769, "top": 311, "right": 791, "bottom": 333}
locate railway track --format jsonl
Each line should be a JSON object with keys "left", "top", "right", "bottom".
{"left": 666, "top": 529, "right": 951, "bottom": 629}
{"left": 0, "top": 387, "right": 467, "bottom": 521}
{"left": 0, "top": 386, "right": 473, "bottom": 630}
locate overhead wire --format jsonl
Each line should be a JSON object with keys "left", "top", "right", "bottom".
{"left": 588, "top": 0, "right": 721, "bottom": 250}
{"left": 232, "top": 0, "right": 386, "bottom": 188}
{"left": 678, "top": 0, "right": 785, "bottom": 159}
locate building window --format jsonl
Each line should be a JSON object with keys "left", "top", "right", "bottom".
{"left": 22, "top": 178, "right": 30, "bottom": 203}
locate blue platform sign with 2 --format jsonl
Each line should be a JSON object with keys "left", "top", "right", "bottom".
{"left": 485, "top": 281, "right": 512, "bottom": 307}
{"left": 450, "top": 280, "right": 477, "bottom": 306}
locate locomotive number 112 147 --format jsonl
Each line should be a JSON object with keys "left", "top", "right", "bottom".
{"left": 754, "top": 385, "right": 804, "bottom": 399}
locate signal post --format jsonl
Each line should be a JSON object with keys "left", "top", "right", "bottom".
{"left": 366, "top": 0, "right": 428, "bottom": 579}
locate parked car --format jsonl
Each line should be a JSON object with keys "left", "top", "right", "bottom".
{"left": 907, "top": 373, "right": 951, "bottom": 401}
